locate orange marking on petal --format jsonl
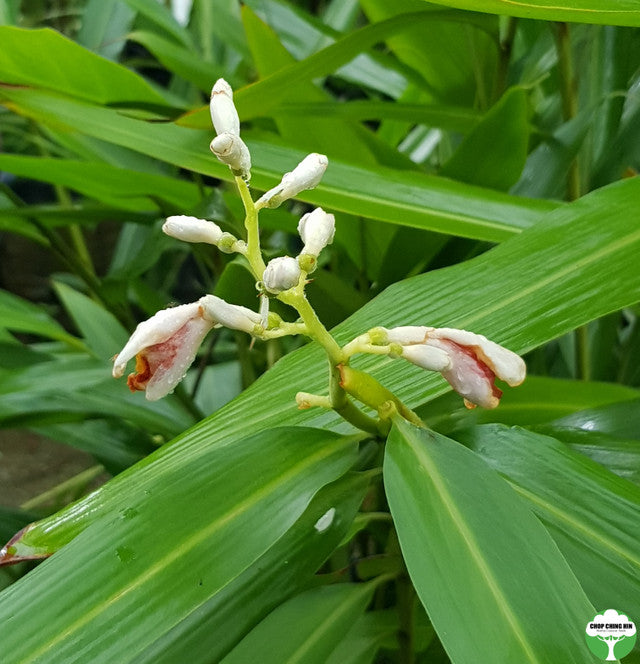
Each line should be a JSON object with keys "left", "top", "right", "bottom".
{"left": 127, "top": 354, "right": 151, "bottom": 392}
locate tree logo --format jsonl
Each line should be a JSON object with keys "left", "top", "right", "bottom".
{"left": 585, "top": 609, "right": 636, "bottom": 661}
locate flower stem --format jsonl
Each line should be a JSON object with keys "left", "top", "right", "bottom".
{"left": 235, "top": 176, "right": 266, "bottom": 278}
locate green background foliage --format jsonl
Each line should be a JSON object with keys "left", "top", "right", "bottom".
{"left": 0, "top": 1, "right": 639, "bottom": 663}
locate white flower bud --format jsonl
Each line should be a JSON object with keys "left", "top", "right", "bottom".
{"left": 297, "top": 207, "right": 335, "bottom": 257}
{"left": 199, "top": 294, "right": 261, "bottom": 334}
{"left": 210, "top": 133, "right": 251, "bottom": 180}
{"left": 162, "top": 215, "right": 224, "bottom": 245}
{"left": 256, "top": 153, "right": 328, "bottom": 209}
{"left": 262, "top": 256, "right": 301, "bottom": 294}
{"left": 210, "top": 78, "right": 240, "bottom": 137}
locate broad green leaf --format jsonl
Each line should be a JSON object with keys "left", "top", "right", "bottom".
{"left": 0, "top": 0, "right": 18, "bottom": 24}
{"left": 3, "top": 148, "right": 640, "bottom": 658}
{"left": 128, "top": 30, "right": 220, "bottom": 92}
{"left": 53, "top": 282, "right": 130, "bottom": 360}
{"left": 0, "top": 87, "right": 554, "bottom": 241}
{"left": 232, "top": 8, "right": 494, "bottom": 120}
{"left": 360, "top": 0, "right": 497, "bottom": 107}
{"left": 0, "top": 27, "right": 171, "bottom": 108}
{"left": 535, "top": 424, "right": 640, "bottom": 485}
{"left": 384, "top": 418, "right": 595, "bottom": 664}
{"left": 0, "top": 376, "right": 193, "bottom": 438}
{"left": 0, "top": 203, "right": 155, "bottom": 229}
{"left": 137, "top": 472, "right": 370, "bottom": 663}
{"left": 0, "top": 155, "right": 201, "bottom": 212}
{"left": 121, "top": 0, "right": 194, "bottom": 48}
{"left": 512, "top": 108, "right": 592, "bottom": 199}
{"left": 77, "top": 0, "right": 136, "bottom": 61}
{"left": 423, "top": 376, "right": 640, "bottom": 433}
{"left": 242, "top": 5, "right": 377, "bottom": 164}
{"left": 553, "top": 399, "right": 640, "bottom": 440}
{"left": 0, "top": 427, "right": 360, "bottom": 661}
{"left": 241, "top": 0, "right": 408, "bottom": 98}
{"left": 0, "top": 192, "right": 47, "bottom": 243}
{"left": 326, "top": 610, "right": 399, "bottom": 664}
{"left": 233, "top": 100, "right": 481, "bottom": 134}
{"left": 7, "top": 175, "right": 640, "bottom": 548}
{"left": 461, "top": 424, "right": 640, "bottom": 621}
{"left": 0, "top": 289, "right": 84, "bottom": 348}
{"left": 420, "top": 0, "right": 640, "bottom": 26}
{"left": 31, "top": 419, "right": 155, "bottom": 475}
{"left": 441, "top": 87, "right": 530, "bottom": 190}
{"left": 222, "top": 582, "right": 377, "bottom": 664}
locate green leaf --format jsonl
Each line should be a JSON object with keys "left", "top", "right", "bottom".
{"left": 31, "top": 419, "right": 155, "bottom": 474}
{"left": 77, "top": 0, "right": 136, "bottom": 61}
{"left": 3, "top": 138, "right": 640, "bottom": 659}
{"left": 137, "top": 472, "right": 370, "bottom": 663}
{"left": 441, "top": 87, "right": 530, "bottom": 191}
{"left": 242, "top": 5, "right": 378, "bottom": 165}
{"left": 326, "top": 610, "right": 399, "bottom": 664}
{"left": 0, "top": 87, "right": 556, "bottom": 242}
{"left": 535, "top": 424, "right": 640, "bottom": 486}
{"left": 0, "top": 427, "right": 360, "bottom": 660}
{"left": 121, "top": 0, "right": 194, "bottom": 48}
{"left": 360, "top": 0, "right": 497, "bottom": 107}
{"left": 0, "top": 289, "right": 84, "bottom": 348}
{"left": 221, "top": 582, "right": 377, "bottom": 664}
{"left": 419, "top": 0, "right": 640, "bottom": 26}
{"left": 423, "top": 376, "right": 640, "bottom": 434}
{"left": 0, "top": 155, "right": 201, "bottom": 212}
{"left": 233, "top": 9, "right": 494, "bottom": 120}
{"left": 127, "top": 30, "right": 219, "bottom": 92}
{"left": 552, "top": 399, "right": 640, "bottom": 440}
{"left": 461, "top": 424, "right": 640, "bottom": 621}
{"left": 0, "top": 26, "right": 171, "bottom": 108}
{"left": 192, "top": 100, "right": 482, "bottom": 134}
{"left": 52, "top": 282, "right": 130, "bottom": 360}
{"left": 384, "top": 418, "right": 595, "bottom": 664}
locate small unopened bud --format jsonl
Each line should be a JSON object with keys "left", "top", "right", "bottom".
{"left": 199, "top": 294, "right": 261, "bottom": 334}
{"left": 163, "top": 215, "right": 224, "bottom": 245}
{"left": 298, "top": 207, "right": 335, "bottom": 260}
{"left": 210, "top": 79, "right": 240, "bottom": 137}
{"left": 262, "top": 256, "right": 301, "bottom": 294}
{"left": 217, "top": 232, "right": 241, "bottom": 254}
{"left": 256, "top": 153, "right": 328, "bottom": 209}
{"left": 210, "top": 133, "right": 251, "bottom": 180}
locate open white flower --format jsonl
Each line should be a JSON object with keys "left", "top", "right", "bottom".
{"left": 381, "top": 326, "right": 526, "bottom": 409}
{"left": 112, "top": 302, "right": 215, "bottom": 401}
{"left": 256, "top": 153, "right": 328, "bottom": 209}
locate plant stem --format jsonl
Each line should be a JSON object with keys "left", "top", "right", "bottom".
{"left": 556, "top": 22, "right": 590, "bottom": 379}
{"left": 396, "top": 570, "right": 416, "bottom": 664}
{"left": 235, "top": 176, "right": 266, "bottom": 278}
{"left": 494, "top": 16, "right": 518, "bottom": 101}
{"left": 555, "top": 22, "right": 581, "bottom": 202}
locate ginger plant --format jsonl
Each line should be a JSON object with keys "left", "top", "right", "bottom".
{"left": 112, "top": 79, "right": 526, "bottom": 432}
